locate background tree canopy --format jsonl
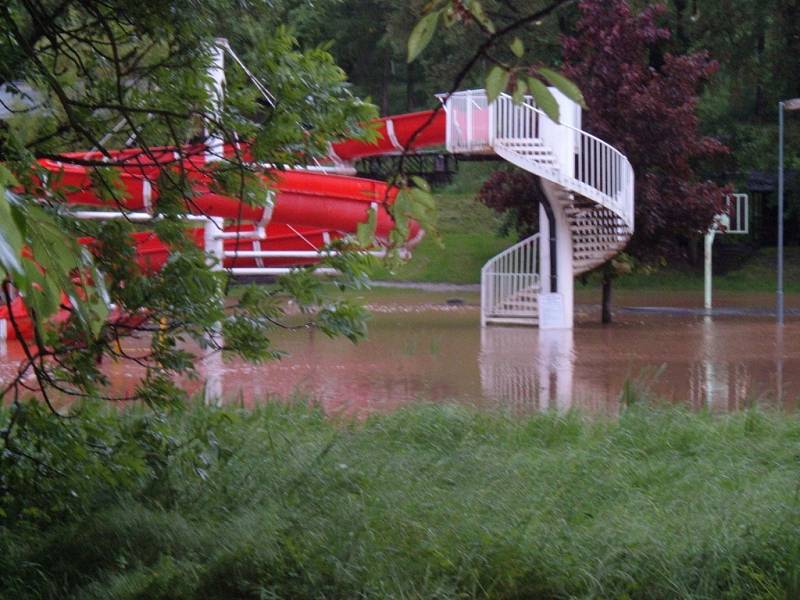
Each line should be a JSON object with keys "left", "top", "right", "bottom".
{"left": 275, "top": 0, "right": 800, "bottom": 174}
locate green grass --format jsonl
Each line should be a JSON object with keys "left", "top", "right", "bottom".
{"left": 4, "top": 399, "right": 800, "bottom": 599}
{"left": 714, "top": 246, "right": 800, "bottom": 292}
{"left": 580, "top": 246, "right": 800, "bottom": 293}
{"left": 373, "top": 189, "right": 514, "bottom": 284}
{"left": 372, "top": 161, "right": 515, "bottom": 284}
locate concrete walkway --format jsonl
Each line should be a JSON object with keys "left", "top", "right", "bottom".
{"left": 371, "top": 281, "right": 480, "bottom": 293}
{"left": 620, "top": 306, "right": 800, "bottom": 317}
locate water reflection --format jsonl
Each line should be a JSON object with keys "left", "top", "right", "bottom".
{"left": 478, "top": 313, "right": 796, "bottom": 414}
{"left": 681, "top": 316, "right": 790, "bottom": 411}
{"left": 479, "top": 327, "right": 575, "bottom": 413}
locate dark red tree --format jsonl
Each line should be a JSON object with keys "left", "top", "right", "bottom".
{"left": 478, "top": 170, "right": 541, "bottom": 239}
{"left": 562, "top": 0, "right": 729, "bottom": 262}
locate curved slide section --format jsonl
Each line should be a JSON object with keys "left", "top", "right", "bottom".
{"left": 37, "top": 155, "right": 408, "bottom": 243}
{"left": 330, "top": 110, "right": 446, "bottom": 161}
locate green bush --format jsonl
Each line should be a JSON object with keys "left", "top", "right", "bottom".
{"left": 2, "top": 399, "right": 800, "bottom": 598}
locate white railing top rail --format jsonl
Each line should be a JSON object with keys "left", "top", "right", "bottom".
{"left": 481, "top": 233, "right": 540, "bottom": 273}
{"left": 493, "top": 93, "right": 634, "bottom": 228}
{"left": 448, "top": 89, "right": 630, "bottom": 164}
{"left": 489, "top": 91, "right": 631, "bottom": 165}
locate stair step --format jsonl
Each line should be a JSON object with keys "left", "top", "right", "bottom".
{"left": 484, "top": 316, "right": 538, "bottom": 327}
{"left": 482, "top": 109, "right": 634, "bottom": 326}
{"left": 490, "top": 309, "right": 538, "bottom": 316}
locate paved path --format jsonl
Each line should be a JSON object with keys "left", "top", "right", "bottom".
{"left": 373, "top": 281, "right": 800, "bottom": 318}
{"left": 620, "top": 306, "right": 800, "bottom": 317}
{"left": 371, "top": 281, "right": 480, "bottom": 293}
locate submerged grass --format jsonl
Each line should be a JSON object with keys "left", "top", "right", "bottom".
{"left": 2, "top": 399, "right": 800, "bottom": 599}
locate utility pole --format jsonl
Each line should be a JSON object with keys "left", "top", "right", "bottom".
{"left": 777, "top": 98, "right": 800, "bottom": 325}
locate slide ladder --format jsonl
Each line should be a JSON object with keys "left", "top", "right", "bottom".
{"left": 442, "top": 90, "right": 635, "bottom": 328}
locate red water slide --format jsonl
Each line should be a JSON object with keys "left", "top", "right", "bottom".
{"left": 41, "top": 108, "right": 447, "bottom": 247}
{"left": 330, "top": 109, "right": 446, "bottom": 161}
{"left": 1, "top": 108, "right": 448, "bottom": 340}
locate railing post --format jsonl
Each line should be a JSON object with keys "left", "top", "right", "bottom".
{"left": 205, "top": 38, "right": 227, "bottom": 162}
{"left": 443, "top": 96, "right": 451, "bottom": 153}
{"left": 480, "top": 266, "right": 487, "bottom": 327}
{"left": 488, "top": 95, "right": 496, "bottom": 147}
{"left": 203, "top": 216, "right": 225, "bottom": 404}
{"left": 204, "top": 216, "right": 225, "bottom": 270}
{"left": 467, "top": 91, "right": 474, "bottom": 150}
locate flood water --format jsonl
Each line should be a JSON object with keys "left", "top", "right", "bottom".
{"left": 1, "top": 289, "right": 798, "bottom": 416}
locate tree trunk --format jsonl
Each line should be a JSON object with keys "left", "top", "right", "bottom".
{"left": 602, "top": 270, "right": 613, "bottom": 324}
{"left": 672, "top": 0, "right": 688, "bottom": 47}
{"left": 405, "top": 61, "right": 415, "bottom": 112}
{"left": 381, "top": 52, "right": 390, "bottom": 115}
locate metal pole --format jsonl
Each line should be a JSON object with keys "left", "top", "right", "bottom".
{"left": 204, "top": 39, "right": 227, "bottom": 404}
{"left": 778, "top": 101, "right": 785, "bottom": 325}
{"left": 704, "top": 229, "right": 715, "bottom": 312}
{"left": 205, "top": 38, "right": 227, "bottom": 163}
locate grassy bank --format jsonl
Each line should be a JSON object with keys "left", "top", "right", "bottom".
{"left": 372, "top": 190, "right": 513, "bottom": 284}
{"left": 371, "top": 163, "right": 513, "bottom": 284}
{"left": 381, "top": 163, "right": 800, "bottom": 291}
{"left": 3, "top": 400, "right": 800, "bottom": 599}
{"left": 605, "top": 246, "right": 800, "bottom": 293}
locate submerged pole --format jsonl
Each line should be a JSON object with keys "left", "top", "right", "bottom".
{"left": 204, "top": 39, "right": 227, "bottom": 404}
{"left": 704, "top": 229, "right": 715, "bottom": 312}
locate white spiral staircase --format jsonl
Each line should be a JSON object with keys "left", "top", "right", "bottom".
{"left": 442, "top": 90, "right": 635, "bottom": 328}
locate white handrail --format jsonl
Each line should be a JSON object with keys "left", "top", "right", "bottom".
{"left": 449, "top": 88, "right": 636, "bottom": 326}
{"left": 491, "top": 93, "right": 634, "bottom": 229}
{"left": 481, "top": 233, "right": 540, "bottom": 325}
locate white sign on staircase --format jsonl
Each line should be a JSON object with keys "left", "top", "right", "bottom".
{"left": 538, "top": 293, "right": 567, "bottom": 329}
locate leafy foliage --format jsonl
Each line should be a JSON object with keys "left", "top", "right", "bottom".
{"left": 478, "top": 0, "right": 731, "bottom": 266}
{"left": 405, "top": 0, "right": 578, "bottom": 122}
{"left": 0, "top": 2, "right": 383, "bottom": 418}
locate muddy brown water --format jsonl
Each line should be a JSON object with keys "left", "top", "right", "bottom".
{"left": 1, "top": 290, "right": 798, "bottom": 416}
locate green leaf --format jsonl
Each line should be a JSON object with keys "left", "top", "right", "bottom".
{"left": 510, "top": 37, "right": 524, "bottom": 58}
{"left": 466, "top": 1, "right": 495, "bottom": 33}
{"left": 527, "top": 77, "right": 560, "bottom": 123}
{"left": 356, "top": 206, "right": 378, "bottom": 247}
{"left": 407, "top": 10, "right": 441, "bottom": 63}
{"left": 512, "top": 79, "right": 528, "bottom": 104}
{"left": 486, "top": 66, "right": 510, "bottom": 103}
{"left": 411, "top": 175, "right": 431, "bottom": 193}
{"left": 537, "top": 67, "right": 587, "bottom": 109}
{"left": 409, "top": 188, "right": 436, "bottom": 214}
